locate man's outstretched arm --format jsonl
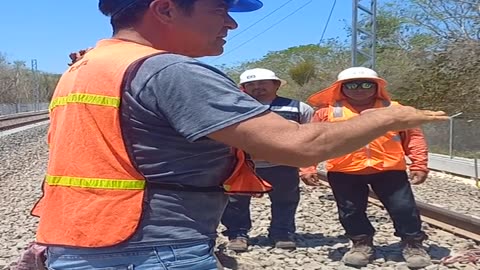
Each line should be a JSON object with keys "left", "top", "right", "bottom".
{"left": 209, "top": 106, "right": 447, "bottom": 167}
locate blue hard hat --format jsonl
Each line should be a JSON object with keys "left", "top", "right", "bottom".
{"left": 107, "top": 0, "right": 263, "bottom": 17}
{"left": 228, "top": 0, "right": 263, "bottom": 12}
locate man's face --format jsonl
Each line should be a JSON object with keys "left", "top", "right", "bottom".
{"left": 242, "top": 80, "right": 280, "bottom": 101}
{"left": 341, "top": 80, "right": 377, "bottom": 102}
{"left": 167, "top": 0, "right": 238, "bottom": 57}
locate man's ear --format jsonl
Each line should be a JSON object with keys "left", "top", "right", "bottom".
{"left": 273, "top": 80, "right": 281, "bottom": 90}
{"left": 150, "top": 0, "right": 175, "bottom": 24}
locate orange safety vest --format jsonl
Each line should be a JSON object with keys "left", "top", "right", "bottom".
{"left": 325, "top": 100, "right": 407, "bottom": 173}
{"left": 32, "top": 39, "right": 271, "bottom": 248}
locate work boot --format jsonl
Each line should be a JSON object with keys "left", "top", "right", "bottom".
{"left": 342, "top": 235, "right": 374, "bottom": 267}
{"left": 227, "top": 237, "right": 248, "bottom": 252}
{"left": 402, "top": 236, "right": 431, "bottom": 268}
{"left": 271, "top": 235, "right": 296, "bottom": 250}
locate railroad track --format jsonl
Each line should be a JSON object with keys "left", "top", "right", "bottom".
{"left": 317, "top": 171, "right": 480, "bottom": 243}
{"left": 0, "top": 111, "right": 49, "bottom": 131}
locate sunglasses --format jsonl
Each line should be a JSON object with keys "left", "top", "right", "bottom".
{"left": 343, "top": 81, "right": 376, "bottom": 90}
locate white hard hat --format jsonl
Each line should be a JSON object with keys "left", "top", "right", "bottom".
{"left": 239, "top": 68, "right": 287, "bottom": 86}
{"left": 337, "top": 67, "right": 381, "bottom": 81}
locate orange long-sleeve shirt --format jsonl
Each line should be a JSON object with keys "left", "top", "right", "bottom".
{"left": 299, "top": 106, "right": 429, "bottom": 175}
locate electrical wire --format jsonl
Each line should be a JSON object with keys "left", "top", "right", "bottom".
{"left": 318, "top": 0, "right": 337, "bottom": 45}
{"left": 227, "top": 0, "right": 296, "bottom": 42}
{"left": 301, "top": 0, "right": 337, "bottom": 81}
{"left": 213, "top": 0, "right": 314, "bottom": 62}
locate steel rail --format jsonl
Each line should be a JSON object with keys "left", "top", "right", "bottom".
{"left": 0, "top": 111, "right": 49, "bottom": 131}
{"left": 0, "top": 110, "right": 48, "bottom": 120}
{"left": 317, "top": 171, "right": 480, "bottom": 242}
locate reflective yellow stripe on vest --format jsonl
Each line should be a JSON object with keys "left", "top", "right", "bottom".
{"left": 46, "top": 175, "right": 145, "bottom": 190}
{"left": 49, "top": 93, "right": 121, "bottom": 112}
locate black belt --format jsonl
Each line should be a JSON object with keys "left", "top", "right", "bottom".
{"left": 148, "top": 182, "right": 224, "bottom": 192}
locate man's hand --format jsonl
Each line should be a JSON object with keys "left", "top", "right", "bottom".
{"left": 409, "top": 170, "right": 428, "bottom": 185}
{"left": 68, "top": 48, "right": 92, "bottom": 66}
{"left": 300, "top": 173, "right": 321, "bottom": 186}
{"left": 362, "top": 106, "right": 449, "bottom": 131}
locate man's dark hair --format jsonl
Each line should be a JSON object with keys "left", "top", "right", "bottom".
{"left": 98, "top": 0, "right": 198, "bottom": 33}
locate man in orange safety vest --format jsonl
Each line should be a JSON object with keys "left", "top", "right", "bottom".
{"left": 301, "top": 67, "right": 432, "bottom": 268}
{"left": 30, "top": 1, "right": 447, "bottom": 269}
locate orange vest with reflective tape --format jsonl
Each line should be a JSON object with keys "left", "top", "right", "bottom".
{"left": 326, "top": 100, "right": 407, "bottom": 173}
{"left": 32, "top": 39, "right": 271, "bottom": 248}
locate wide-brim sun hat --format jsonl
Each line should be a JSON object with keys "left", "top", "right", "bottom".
{"left": 336, "top": 67, "right": 386, "bottom": 84}
{"left": 239, "top": 68, "right": 287, "bottom": 87}
{"left": 307, "top": 67, "right": 390, "bottom": 106}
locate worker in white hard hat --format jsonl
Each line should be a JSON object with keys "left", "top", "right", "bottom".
{"left": 301, "top": 67, "right": 432, "bottom": 268}
{"left": 221, "top": 68, "right": 318, "bottom": 251}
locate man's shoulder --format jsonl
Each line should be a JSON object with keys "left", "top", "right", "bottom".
{"left": 144, "top": 53, "right": 218, "bottom": 72}
{"left": 135, "top": 53, "right": 230, "bottom": 84}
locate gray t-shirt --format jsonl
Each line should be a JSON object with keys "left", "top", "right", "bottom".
{"left": 118, "top": 54, "right": 269, "bottom": 247}
{"left": 254, "top": 100, "right": 314, "bottom": 168}
{"left": 299, "top": 102, "right": 315, "bottom": 124}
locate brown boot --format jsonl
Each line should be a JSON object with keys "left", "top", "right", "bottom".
{"left": 227, "top": 237, "right": 248, "bottom": 252}
{"left": 342, "top": 235, "right": 374, "bottom": 267}
{"left": 270, "top": 234, "right": 296, "bottom": 250}
{"left": 273, "top": 236, "right": 296, "bottom": 250}
{"left": 402, "top": 235, "right": 431, "bottom": 268}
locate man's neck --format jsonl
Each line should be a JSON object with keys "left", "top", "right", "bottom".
{"left": 347, "top": 98, "right": 377, "bottom": 112}
{"left": 113, "top": 29, "right": 153, "bottom": 48}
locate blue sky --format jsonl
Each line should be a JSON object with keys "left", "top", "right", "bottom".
{"left": 1, "top": 0, "right": 351, "bottom": 74}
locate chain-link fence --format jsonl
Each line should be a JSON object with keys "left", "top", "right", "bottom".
{"left": 0, "top": 103, "right": 49, "bottom": 116}
{"left": 423, "top": 117, "right": 480, "bottom": 158}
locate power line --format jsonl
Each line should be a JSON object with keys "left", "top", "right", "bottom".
{"left": 214, "top": 0, "right": 314, "bottom": 63}
{"left": 318, "top": 0, "right": 336, "bottom": 45}
{"left": 227, "top": 0, "right": 296, "bottom": 42}
{"left": 303, "top": 0, "right": 337, "bottom": 81}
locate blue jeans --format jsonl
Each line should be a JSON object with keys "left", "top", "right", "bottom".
{"left": 327, "top": 170, "right": 426, "bottom": 240}
{"left": 221, "top": 166, "right": 300, "bottom": 239}
{"left": 46, "top": 240, "right": 218, "bottom": 270}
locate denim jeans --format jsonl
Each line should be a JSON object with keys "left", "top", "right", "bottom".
{"left": 221, "top": 166, "right": 300, "bottom": 239}
{"left": 327, "top": 170, "right": 426, "bottom": 240}
{"left": 46, "top": 240, "right": 218, "bottom": 270}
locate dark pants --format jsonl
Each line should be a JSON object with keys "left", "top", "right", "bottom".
{"left": 327, "top": 170, "right": 426, "bottom": 240}
{"left": 221, "top": 166, "right": 300, "bottom": 239}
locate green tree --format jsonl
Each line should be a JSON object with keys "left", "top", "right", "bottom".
{"left": 0, "top": 52, "right": 60, "bottom": 104}
{"left": 288, "top": 59, "right": 316, "bottom": 86}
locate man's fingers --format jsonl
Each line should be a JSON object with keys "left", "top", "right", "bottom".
{"left": 409, "top": 175, "right": 420, "bottom": 185}
{"left": 411, "top": 179, "right": 422, "bottom": 185}
{"left": 409, "top": 172, "right": 427, "bottom": 185}
{"left": 309, "top": 178, "right": 321, "bottom": 186}
{"left": 429, "top": 110, "right": 447, "bottom": 116}
{"left": 69, "top": 52, "right": 78, "bottom": 61}
{"left": 416, "top": 110, "right": 449, "bottom": 122}
{"left": 419, "top": 110, "right": 447, "bottom": 117}
{"left": 300, "top": 174, "right": 322, "bottom": 186}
